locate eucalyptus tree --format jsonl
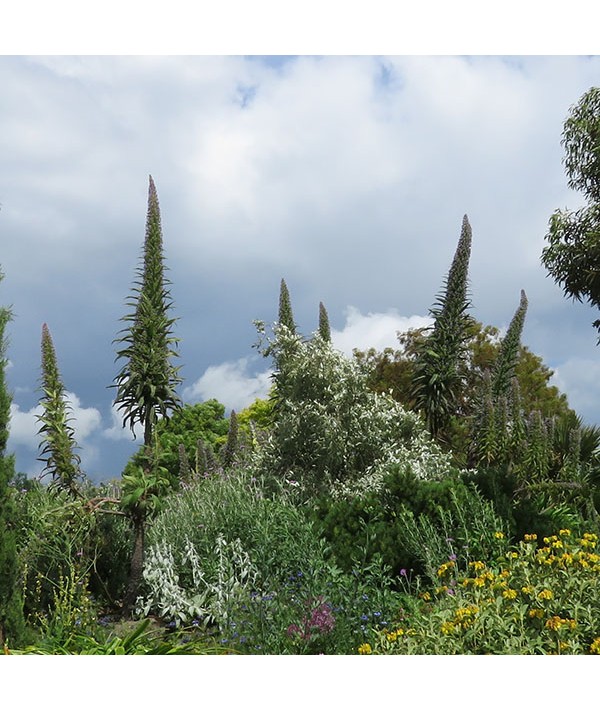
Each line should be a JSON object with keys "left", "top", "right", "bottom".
{"left": 37, "top": 323, "right": 83, "bottom": 498}
{"left": 542, "top": 87, "right": 600, "bottom": 342}
{"left": 112, "top": 175, "right": 182, "bottom": 612}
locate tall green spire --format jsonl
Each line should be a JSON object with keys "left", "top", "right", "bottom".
{"left": 113, "top": 175, "right": 182, "bottom": 447}
{"left": 318, "top": 301, "right": 331, "bottom": 342}
{"left": 278, "top": 278, "right": 296, "bottom": 333}
{"left": 412, "top": 214, "right": 473, "bottom": 439}
{"left": 37, "top": 322, "right": 82, "bottom": 498}
{"left": 491, "top": 289, "right": 528, "bottom": 399}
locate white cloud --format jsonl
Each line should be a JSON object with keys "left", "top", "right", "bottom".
{"left": 9, "top": 392, "right": 102, "bottom": 451}
{"left": 183, "top": 358, "right": 272, "bottom": 413}
{"left": 550, "top": 358, "right": 600, "bottom": 425}
{"left": 332, "top": 306, "right": 433, "bottom": 357}
{"left": 102, "top": 403, "right": 144, "bottom": 442}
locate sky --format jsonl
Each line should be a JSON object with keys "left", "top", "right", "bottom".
{"left": 1, "top": 50, "right": 599, "bottom": 483}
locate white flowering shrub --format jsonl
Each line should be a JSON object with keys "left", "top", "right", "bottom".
{"left": 255, "top": 326, "right": 450, "bottom": 497}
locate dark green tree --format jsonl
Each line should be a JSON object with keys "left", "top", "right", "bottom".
{"left": 541, "top": 87, "right": 600, "bottom": 342}
{"left": 412, "top": 214, "right": 473, "bottom": 440}
{"left": 112, "top": 175, "right": 182, "bottom": 613}
{"left": 318, "top": 301, "right": 331, "bottom": 342}
{"left": 37, "top": 323, "right": 83, "bottom": 498}
{"left": 0, "top": 282, "right": 26, "bottom": 648}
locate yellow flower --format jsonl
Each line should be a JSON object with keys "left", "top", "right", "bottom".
{"left": 528, "top": 608, "right": 544, "bottom": 619}
{"left": 469, "top": 560, "right": 485, "bottom": 571}
{"left": 545, "top": 616, "right": 563, "bottom": 631}
{"left": 441, "top": 621, "right": 456, "bottom": 635}
{"left": 559, "top": 529, "right": 571, "bottom": 537}
{"left": 589, "top": 637, "right": 600, "bottom": 654}
{"left": 420, "top": 591, "right": 432, "bottom": 601}
{"left": 502, "top": 588, "right": 518, "bottom": 600}
{"left": 521, "top": 585, "right": 534, "bottom": 596}
{"left": 538, "top": 589, "right": 553, "bottom": 601}
{"left": 494, "top": 531, "right": 505, "bottom": 539}
{"left": 551, "top": 540, "right": 563, "bottom": 549}
{"left": 437, "top": 561, "right": 455, "bottom": 577}
{"left": 358, "top": 643, "right": 372, "bottom": 655}
{"left": 524, "top": 533, "right": 537, "bottom": 542}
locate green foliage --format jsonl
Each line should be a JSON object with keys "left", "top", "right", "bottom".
{"left": 542, "top": 87, "right": 600, "bottom": 341}
{"left": 412, "top": 214, "right": 473, "bottom": 440}
{"left": 37, "top": 323, "right": 83, "bottom": 498}
{"left": 0, "top": 287, "right": 27, "bottom": 647}
{"left": 125, "top": 400, "right": 230, "bottom": 484}
{"left": 315, "top": 467, "right": 507, "bottom": 582}
{"left": 112, "top": 175, "right": 182, "bottom": 447}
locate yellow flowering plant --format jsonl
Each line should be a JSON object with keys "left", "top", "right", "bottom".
{"left": 365, "top": 529, "right": 600, "bottom": 654}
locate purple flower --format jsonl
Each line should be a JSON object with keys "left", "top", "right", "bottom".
{"left": 400, "top": 568, "right": 408, "bottom": 577}
{"left": 449, "top": 553, "right": 457, "bottom": 562}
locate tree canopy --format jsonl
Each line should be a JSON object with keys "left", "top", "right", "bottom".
{"left": 542, "top": 87, "right": 600, "bottom": 342}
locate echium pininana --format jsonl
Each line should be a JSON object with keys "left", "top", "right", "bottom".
{"left": 37, "top": 323, "right": 83, "bottom": 498}
{"left": 492, "top": 289, "right": 528, "bottom": 400}
{"left": 412, "top": 215, "right": 473, "bottom": 440}
{"left": 318, "top": 301, "right": 331, "bottom": 342}
{"left": 112, "top": 175, "right": 182, "bottom": 448}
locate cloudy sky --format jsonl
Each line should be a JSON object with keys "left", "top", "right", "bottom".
{"left": 1, "top": 52, "right": 599, "bottom": 483}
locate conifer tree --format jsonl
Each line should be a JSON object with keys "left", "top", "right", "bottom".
{"left": 412, "top": 215, "right": 473, "bottom": 439}
{"left": 37, "top": 323, "right": 83, "bottom": 498}
{"left": 0, "top": 277, "right": 26, "bottom": 647}
{"left": 318, "top": 301, "right": 331, "bottom": 342}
